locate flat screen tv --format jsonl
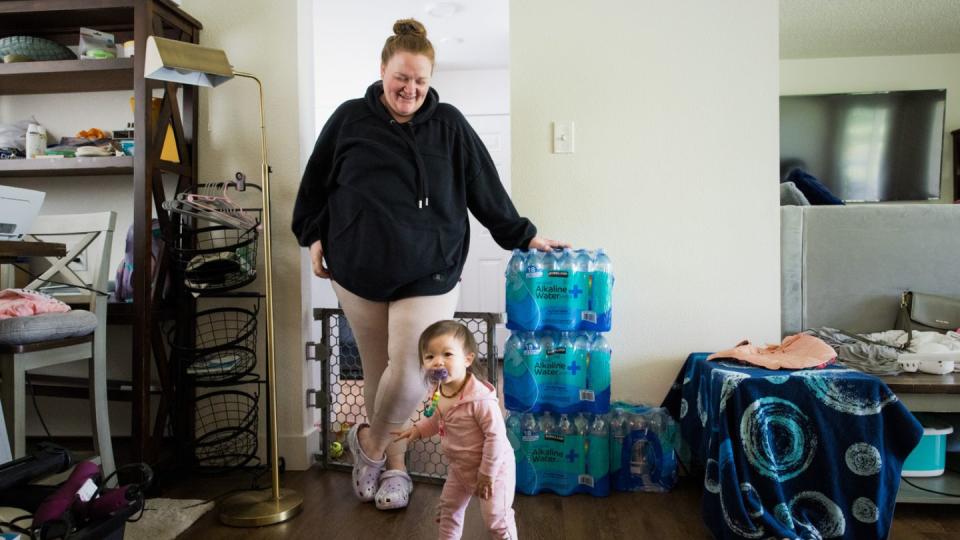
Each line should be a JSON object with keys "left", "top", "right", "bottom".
{"left": 780, "top": 89, "right": 946, "bottom": 202}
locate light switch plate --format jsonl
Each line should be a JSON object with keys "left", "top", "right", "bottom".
{"left": 553, "top": 121, "right": 574, "bottom": 153}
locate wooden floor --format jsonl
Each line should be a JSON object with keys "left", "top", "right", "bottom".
{"left": 162, "top": 467, "right": 960, "bottom": 540}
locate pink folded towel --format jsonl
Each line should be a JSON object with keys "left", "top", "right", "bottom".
{"left": 0, "top": 288, "right": 71, "bottom": 319}
{"left": 707, "top": 333, "right": 836, "bottom": 370}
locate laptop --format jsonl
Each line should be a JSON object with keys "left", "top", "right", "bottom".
{"left": 0, "top": 186, "right": 45, "bottom": 240}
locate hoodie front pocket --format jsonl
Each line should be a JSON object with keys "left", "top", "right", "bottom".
{"left": 327, "top": 206, "right": 448, "bottom": 293}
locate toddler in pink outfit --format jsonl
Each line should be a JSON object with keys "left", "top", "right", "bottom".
{"left": 394, "top": 320, "right": 517, "bottom": 540}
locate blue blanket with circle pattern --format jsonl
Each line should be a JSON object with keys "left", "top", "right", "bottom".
{"left": 663, "top": 353, "right": 922, "bottom": 539}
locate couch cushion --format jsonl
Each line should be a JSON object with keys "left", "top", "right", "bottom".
{"left": 0, "top": 310, "right": 98, "bottom": 346}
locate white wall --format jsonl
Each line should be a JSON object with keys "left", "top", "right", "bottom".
{"left": 511, "top": 1, "right": 781, "bottom": 403}
{"left": 781, "top": 53, "right": 960, "bottom": 203}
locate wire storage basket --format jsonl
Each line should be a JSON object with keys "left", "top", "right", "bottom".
{"left": 171, "top": 224, "right": 258, "bottom": 294}
{"left": 193, "top": 389, "right": 260, "bottom": 474}
{"left": 168, "top": 305, "right": 259, "bottom": 385}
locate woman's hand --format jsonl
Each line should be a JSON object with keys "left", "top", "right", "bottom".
{"left": 527, "top": 236, "right": 571, "bottom": 252}
{"left": 391, "top": 426, "right": 421, "bottom": 443}
{"left": 474, "top": 473, "right": 494, "bottom": 500}
{"left": 310, "top": 239, "right": 330, "bottom": 278}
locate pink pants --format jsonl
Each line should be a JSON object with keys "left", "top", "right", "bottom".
{"left": 438, "top": 463, "right": 517, "bottom": 540}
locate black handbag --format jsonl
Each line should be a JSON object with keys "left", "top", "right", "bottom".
{"left": 894, "top": 291, "right": 960, "bottom": 348}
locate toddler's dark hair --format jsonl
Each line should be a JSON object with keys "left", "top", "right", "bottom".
{"left": 418, "top": 320, "right": 485, "bottom": 381}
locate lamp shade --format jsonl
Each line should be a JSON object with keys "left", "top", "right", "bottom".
{"left": 144, "top": 36, "right": 234, "bottom": 87}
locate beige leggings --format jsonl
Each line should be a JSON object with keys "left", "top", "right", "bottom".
{"left": 332, "top": 281, "right": 460, "bottom": 462}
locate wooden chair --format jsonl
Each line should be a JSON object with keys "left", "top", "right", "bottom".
{"left": 0, "top": 212, "right": 116, "bottom": 479}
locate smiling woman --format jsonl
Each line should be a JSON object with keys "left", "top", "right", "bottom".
{"left": 379, "top": 20, "right": 434, "bottom": 123}
{"left": 291, "top": 15, "right": 566, "bottom": 518}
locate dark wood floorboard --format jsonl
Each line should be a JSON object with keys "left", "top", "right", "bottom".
{"left": 22, "top": 437, "right": 960, "bottom": 539}
{"left": 163, "top": 467, "right": 960, "bottom": 539}
{"left": 167, "top": 468, "right": 709, "bottom": 539}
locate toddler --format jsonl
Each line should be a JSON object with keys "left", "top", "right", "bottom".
{"left": 394, "top": 320, "right": 517, "bottom": 540}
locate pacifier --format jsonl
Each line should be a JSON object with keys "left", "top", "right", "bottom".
{"left": 428, "top": 367, "right": 449, "bottom": 382}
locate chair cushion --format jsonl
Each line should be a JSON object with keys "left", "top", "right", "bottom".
{"left": 0, "top": 310, "right": 98, "bottom": 346}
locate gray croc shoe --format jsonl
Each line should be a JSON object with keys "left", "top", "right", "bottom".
{"left": 375, "top": 470, "right": 413, "bottom": 510}
{"left": 347, "top": 423, "right": 385, "bottom": 502}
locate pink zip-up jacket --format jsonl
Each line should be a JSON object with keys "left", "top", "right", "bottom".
{"left": 415, "top": 375, "right": 511, "bottom": 482}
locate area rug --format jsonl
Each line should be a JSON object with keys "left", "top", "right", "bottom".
{"left": 124, "top": 498, "right": 214, "bottom": 540}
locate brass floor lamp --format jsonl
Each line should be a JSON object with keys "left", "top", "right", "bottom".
{"left": 145, "top": 35, "right": 303, "bottom": 527}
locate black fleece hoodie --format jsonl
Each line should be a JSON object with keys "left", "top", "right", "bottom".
{"left": 292, "top": 81, "right": 537, "bottom": 301}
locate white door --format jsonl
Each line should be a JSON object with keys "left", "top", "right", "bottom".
{"left": 458, "top": 114, "right": 511, "bottom": 353}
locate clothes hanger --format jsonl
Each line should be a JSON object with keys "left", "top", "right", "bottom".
{"left": 163, "top": 173, "right": 261, "bottom": 230}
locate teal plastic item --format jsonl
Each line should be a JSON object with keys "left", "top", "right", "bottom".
{"left": 902, "top": 419, "right": 953, "bottom": 477}
{"left": 585, "top": 250, "right": 614, "bottom": 332}
{"left": 609, "top": 403, "right": 679, "bottom": 493}
{"left": 503, "top": 330, "right": 611, "bottom": 414}
{"left": 0, "top": 36, "right": 76, "bottom": 61}
{"left": 508, "top": 412, "right": 610, "bottom": 497}
{"left": 505, "top": 248, "right": 613, "bottom": 332}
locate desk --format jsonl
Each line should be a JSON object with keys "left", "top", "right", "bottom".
{"left": 663, "top": 353, "right": 922, "bottom": 540}
{"left": 0, "top": 240, "right": 67, "bottom": 289}
{"left": 0, "top": 240, "right": 67, "bottom": 263}
{"left": 880, "top": 372, "right": 960, "bottom": 504}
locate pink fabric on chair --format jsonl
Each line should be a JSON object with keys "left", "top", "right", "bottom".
{"left": 0, "top": 288, "right": 71, "bottom": 319}
{"left": 707, "top": 333, "right": 836, "bottom": 370}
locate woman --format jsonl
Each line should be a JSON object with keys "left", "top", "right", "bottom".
{"left": 292, "top": 18, "right": 566, "bottom": 511}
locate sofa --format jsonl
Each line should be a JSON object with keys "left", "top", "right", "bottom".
{"left": 780, "top": 204, "right": 960, "bottom": 336}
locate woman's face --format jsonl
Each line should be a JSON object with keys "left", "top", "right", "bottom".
{"left": 380, "top": 51, "right": 432, "bottom": 123}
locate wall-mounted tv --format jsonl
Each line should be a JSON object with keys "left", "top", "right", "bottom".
{"left": 780, "top": 89, "right": 946, "bottom": 202}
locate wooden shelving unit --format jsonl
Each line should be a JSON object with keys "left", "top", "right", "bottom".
{"left": 0, "top": 57, "right": 134, "bottom": 94}
{"left": 0, "top": 0, "right": 202, "bottom": 468}
{"left": 0, "top": 155, "right": 133, "bottom": 176}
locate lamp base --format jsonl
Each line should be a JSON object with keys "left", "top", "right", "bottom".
{"left": 219, "top": 488, "right": 303, "bottom": 527}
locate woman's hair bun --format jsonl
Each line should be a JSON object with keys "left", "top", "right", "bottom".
{"left": 393, "top": 18, "right": 427, "bottom": 38}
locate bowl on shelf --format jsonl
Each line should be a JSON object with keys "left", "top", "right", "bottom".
{"left": 0, "top": 36, "right": 76, "bottom": 61}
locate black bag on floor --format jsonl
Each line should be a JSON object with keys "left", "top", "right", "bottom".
{"left": 0, "top": 445, "right": 151, "bottom": 540}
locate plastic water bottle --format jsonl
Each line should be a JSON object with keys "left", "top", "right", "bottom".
{"left": 589, "top": 250, "right": 614, "bottom": 331}
{"left": 539, "top": 411, "right": 556, "bottom": 435}
{"left": 609, "top": 408, "right": 626, "bottom": 480}
{"left": 504, "top": 332, "right": 536, "bottom": 411}
{"left": 574, "top": 413, "right": 590, "bottom": 436}
{"left": 506, "top": 413, "right": 522, "bottom": 451}
{"left": 588, "top": 414, "right": 610, "bottom": 491}
{"left": 505, "top": 250, "right": 525, "bottom": 326}
{"left": 525, "top": 250, "right": 545, "bottom": 307}
{"left": 573, "top": 250, "right": 592, "bottom": 328}
{"left": 506, "top": 250, "right": 540, "bottom": 331}
{"left": 521, "top": 412, "right": 538, "bottom": 437}
{"left": 554, "top": 249, "right": 578, "bottom": 330}
{"left": 559, "top": 413, "right": 584, "bottom": 495}
{"left": 587, "top": 334, "right": 612, "bottom": 413}
{"left": 574, "top": 333, "right": 592, "bottom": 405}
{"left": 559, "top": 332, "right": 585, "bottom": 408}
{"left": 503, "top": 332, "right": 525, "bottom": 376}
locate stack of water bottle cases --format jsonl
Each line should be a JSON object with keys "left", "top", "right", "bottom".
{"left": 504, "top": 249, "right": 677, "bottom": 496}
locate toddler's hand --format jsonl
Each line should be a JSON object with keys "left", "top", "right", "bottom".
{"left": 391, "top": 427, "right": 420, "bottom": 443}
{"left": 474, "top": 473, "right": 493, "bottom": 500}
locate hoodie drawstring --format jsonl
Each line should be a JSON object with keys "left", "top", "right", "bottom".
{"left": 391, "top": 119, "right": 430, "bottom": 209}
